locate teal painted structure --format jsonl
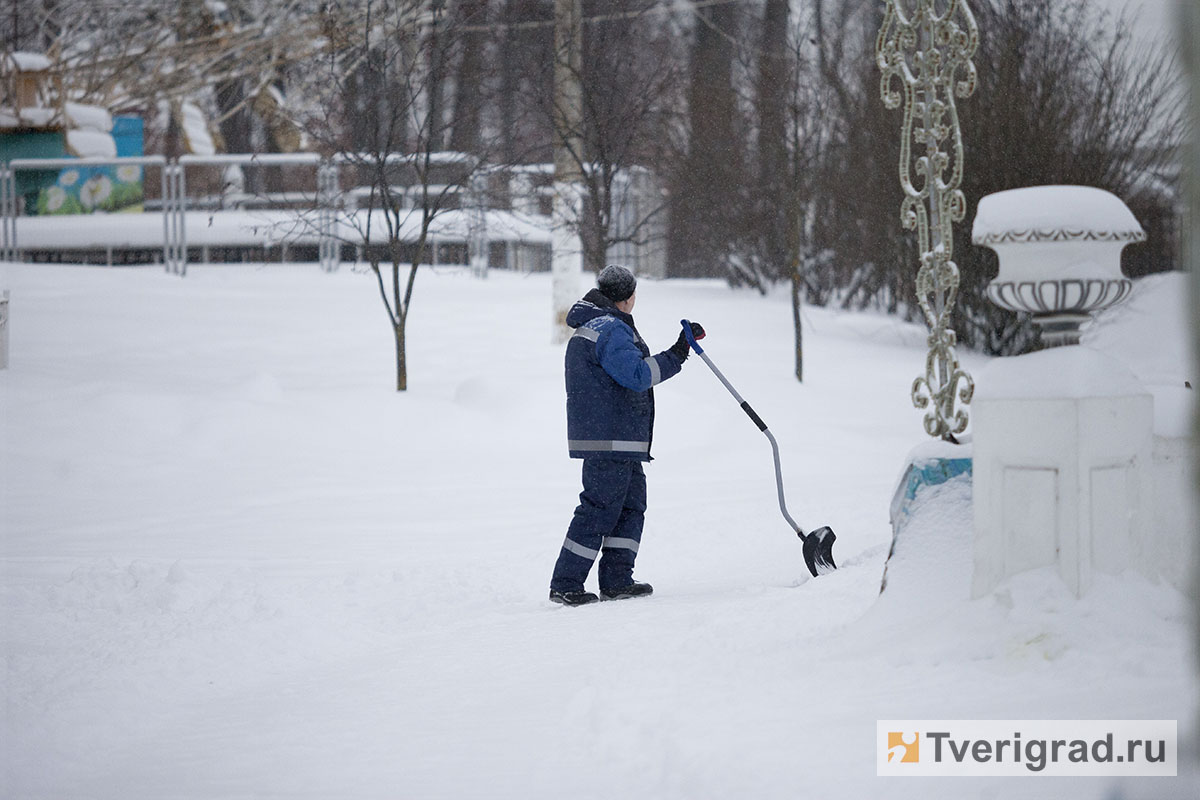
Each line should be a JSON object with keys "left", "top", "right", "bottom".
{"left": 1, "top": 116, "right": 144, "bottom": 215}
{"left": 0, "top": 130, "right": 66, "bottom": 202}
{"left": 112, "top": 117, "right": 144, "bottom": 158}
{"left": 889, "top": 456, "right": 973, "bottom": 531}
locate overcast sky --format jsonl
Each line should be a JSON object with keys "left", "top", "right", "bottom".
{"left": 1107, "top": 0, "right": 1178, "bottom": 47}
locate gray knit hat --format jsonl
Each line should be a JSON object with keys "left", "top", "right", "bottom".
{"left": 597, "top": 264, "right": 637, "bottom": 303}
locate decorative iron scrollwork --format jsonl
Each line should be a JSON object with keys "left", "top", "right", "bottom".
{"left": 877, "top": 0, "right": 978, "bottom": 440}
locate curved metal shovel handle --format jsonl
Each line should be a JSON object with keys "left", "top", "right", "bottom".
{"left": 680, "top": 318, "right": 837, "bottom": 577}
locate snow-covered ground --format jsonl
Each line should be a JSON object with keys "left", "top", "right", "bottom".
{"left": 1, "top": 261, "right": 1195, "bottom": 799}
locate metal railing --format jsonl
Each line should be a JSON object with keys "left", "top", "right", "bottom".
{"left": 0, "top": 153, "right": 357, "bottom": 273}
{"left": 1, "top": 152, "right": 494, "bottom": 274}
{"left": 1, "top": 155, "right": 174, "bottom": 266}
{"left": 2, "top": 155, "right": 170, "bottom": 266}
{"left": 175, "top": 153, "right": 329, "bottom": 274}
{"left": 0, "top": 151, "right": 659, "bottom": 277}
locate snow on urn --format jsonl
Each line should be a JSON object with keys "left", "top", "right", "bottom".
{"left": 973, "top": 185, "right": 1144, "bottom": 346}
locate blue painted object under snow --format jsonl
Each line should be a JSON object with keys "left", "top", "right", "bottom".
{"left": 883, "top": 450, "right": 973, "bottom": 593}
{"left": 889, "top": 456, "right": 973, "bottom": 532}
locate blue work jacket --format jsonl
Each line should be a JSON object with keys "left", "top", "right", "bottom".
{"left": 564, "top": 289, "right": 684, "bottom": 460}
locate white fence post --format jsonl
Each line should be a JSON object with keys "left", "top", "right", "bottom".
{"left": 468, "top": 171, "right": 489, "bottom": 278}
{"left": 318, "top": 160, "right": 340, "bottom": 272}
{"left": 161, "top": 159, "right": 188, "bottom": 274}
{"left": 1, "top": 165, "right": 15, "bottom": 262}
{"left": 158, "top": 158, "right": 192, "bottom": 276}
{"left": 0, "top": 290, "right": 9, "bottom": 370}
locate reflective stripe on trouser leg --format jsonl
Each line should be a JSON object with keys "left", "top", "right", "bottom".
{"left": 561, "top": 537, "right": 600, "bottom": 561}
{"left": 601, "top": 537, "right": 639, "bottom": 553}
{"left": 550, "top": 459, "right": 639, "bottom": 594}
{"left": 598, "top": 461, "right": 646, "bottom": 593}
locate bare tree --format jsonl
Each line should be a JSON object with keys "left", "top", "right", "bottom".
{"left": 542, "top": 0, "right": 683, "bottom": 273}
{"left": 781, "top": 4, "right": 835, "bottom": 382}
{"left": 298, "top": 0, "right": 500, "bottom": 391}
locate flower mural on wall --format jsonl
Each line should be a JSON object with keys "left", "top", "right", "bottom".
{"left": 36, "top": 165, "right": 143, "bottom": 215}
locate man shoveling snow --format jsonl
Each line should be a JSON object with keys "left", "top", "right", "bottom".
{"left": 549, "top": 264, "right": 705, "bottom": 606}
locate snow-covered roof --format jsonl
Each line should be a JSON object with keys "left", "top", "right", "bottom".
{"left": 65, "top": 128, "right": 117, "bottom": 159}
{"left": 1, "top": 102, "right": 115, "bottom": 137}
{"left": 0, "top": 106, "right": 60, "bottom": 128}
{"left": 973, "top": 185, "right": 1145, "bottom": 245}
{"left": 3, "top": 51, "right": 52, "bottom": 73}
{"left": 64, "top": 102, "right": 113, "bottom": 133}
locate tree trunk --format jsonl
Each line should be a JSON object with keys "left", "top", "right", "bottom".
{"left": 449, "top": 0, "right": 487, "bottom": 155}
{"left": 215, "top": 77, "right": 262, "bottom": 193}
{"left": 667, "top": 1, "right": 740, "bottom": 278}
{"left": 756, "top": 0, "right": 790, "bottom": 279}
{"left": 394, "top": 320, "right": 407, "bottom": 392}
{"left": 426, "top": 6, "right": 450, "bottom": 152}
{"left": 164, "top": 102, "right": 184, "bottom": 159}
{"left": 791, "top": 271, "right": 803, "bottom": 383}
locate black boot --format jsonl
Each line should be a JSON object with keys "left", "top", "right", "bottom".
{"left": 599, "top": 581, "right": 653, "bottom": 601}
{"left": 549, "top": 589, "right": 600, "bottom": 606}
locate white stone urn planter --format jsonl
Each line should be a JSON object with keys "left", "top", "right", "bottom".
{"left": 972, "top": 185, "right": 1145, "bottom": 346}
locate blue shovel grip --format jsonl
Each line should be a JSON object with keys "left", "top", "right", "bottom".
{"left": 680, "top": 319, "right": 704, "bottom": 355}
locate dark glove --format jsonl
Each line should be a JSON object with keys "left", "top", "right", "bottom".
{"left": 668, "top": 322, "right": 706, "bottom": 362}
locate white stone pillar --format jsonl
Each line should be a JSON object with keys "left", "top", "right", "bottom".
{"left": 551, "top": 181, "right": 582, "bottom": 344}
{"left": 972, "top": 347, "right": 1154, "bottom": 597}
{"left": 552, "top": 0, "right": 584, "bottom": 344}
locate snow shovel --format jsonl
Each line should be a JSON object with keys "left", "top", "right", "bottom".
{"left": 681, "top": 320, "right": 837, "bottom": 577}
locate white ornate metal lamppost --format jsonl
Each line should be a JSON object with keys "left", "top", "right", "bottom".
{"left": 876, "top": 0, "right": 978, "bottom": 441}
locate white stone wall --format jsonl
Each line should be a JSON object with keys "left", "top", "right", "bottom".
{"left": 972, "top": 348, "right": 1155, "bottom": 598}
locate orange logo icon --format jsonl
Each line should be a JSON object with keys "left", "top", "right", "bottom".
{"left": 888, "top": 732, "right": 919, "bottom": 763}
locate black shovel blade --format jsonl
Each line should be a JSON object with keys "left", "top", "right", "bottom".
{"left": 801, "top": 526, "right": 837, "bottom": 577}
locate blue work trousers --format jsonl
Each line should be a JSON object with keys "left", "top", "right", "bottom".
{"left": 550, "top": 459, "right": 647, "bottom": 593}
